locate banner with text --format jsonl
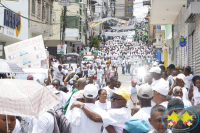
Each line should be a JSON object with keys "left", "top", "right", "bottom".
{"left": 4, "top": 35, "right": 47, "bottom": 68}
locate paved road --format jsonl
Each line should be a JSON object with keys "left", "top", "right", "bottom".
{"left": 117, "top": 66, "right": 132, "bottom": 90}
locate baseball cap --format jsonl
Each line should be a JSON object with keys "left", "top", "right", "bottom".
{"left": 152, "top": 82, "right": 169, "bottom": 96}
{"left": 83, "top": 84, "right": 98, "bottom": 98}
{"left": 73, "top": 77, "right": 77, "bottom": 81}
{"left": 124, "top": 119, "right": 150, "bottom": 133}
{"left": 131, "top": 79, "right": 137, "bottom": 83}
{"left": 167, "top": 64, "right": 175, "bottom": 69}
{"left": 137, "top": 84, "right": 153, "bottom": 99}
{"left": 27, "top": 75, "right": 33, "bottom": 80}
{"left": 149, "top": 67, "right": 161, "bottom": 74}
{"left": 112, "top": 89, "right": 130, "bottom": 101}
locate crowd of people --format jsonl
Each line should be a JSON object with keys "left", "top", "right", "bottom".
{"left": 1, "top": 37, "right": 200, "bottom": 133}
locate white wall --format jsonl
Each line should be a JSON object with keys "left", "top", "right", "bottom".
{"left": 0, "top": 0, "right": 28, "bottom": 41}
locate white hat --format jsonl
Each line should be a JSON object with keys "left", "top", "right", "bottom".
{"left": 83, "top": 84, "right": 98, "bottom": 98}
{"left": 137, "top": 84, "right": 153, "bottom": 99}
{"left": 149, "top": 67, "right": 161, "bottom": 74}
{"left": 176, "top": 74, "right": 186, "bottom": 83}
{"left": 152, "top": 82, "right": 169, "bottom": 96}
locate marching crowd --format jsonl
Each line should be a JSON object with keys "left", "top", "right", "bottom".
{"left": 1, "top": 38, "right": 200, "bottom": 133}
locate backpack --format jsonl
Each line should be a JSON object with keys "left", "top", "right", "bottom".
{"left": 48, "top": 109, "right": 72, "bottom": 133}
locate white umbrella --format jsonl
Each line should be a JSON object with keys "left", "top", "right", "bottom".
{"left": 0, "top": 79, "right": 61, "bottom": 118}
{"left": 0, "top": 59, "right": 24, "bottom": 73}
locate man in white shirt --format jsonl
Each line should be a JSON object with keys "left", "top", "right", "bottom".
{"left": 173, "top": 86, "right": 192, "bottom": 107}
{"left": 66, "top": 84, "right": 105, "bottom": 133}
{"left": 148, "top": 105, "right": 172, "bottom": 133}
{"left": 88, "top": 74, "right": 99, "bottom": 90}
{"left": 152, "top": 81, "right": 169, "bottom": 108}
{"left": 183, "top": 66, "right": 193, "bottom": 90}
{"left": 103, "top": 76, "right": 118, "bottom": 101}
{"left": 96, "top": 66, "right": 104, "bottom": 88}
{"left": 121, "top": 59, "right": 126, "bottom": 74}
{"left": 53, "top": 65, "right": 66, "bottom": 85}
{"left": 70, "top": 88, "right": 131, "bottom": 133}
{"left": 132, "top": 84, "right": 153, "bottom": 130}
{"left": 32, "top": 112, "right": 54, "bottom": 133}
{"left": 150, "top": 67, "right": 169, "bottom": 89}
{"left": 167, "top": 64, "right": 175, "bottom": 87}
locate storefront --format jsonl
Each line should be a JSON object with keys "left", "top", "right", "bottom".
{"left": 0, "top": 0, "right": 28, "bottom": 59}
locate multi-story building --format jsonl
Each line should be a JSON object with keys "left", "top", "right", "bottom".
{"left": 29, "top": 0, "right": 53, "bottom": 39}
{"left": 43, "top": 0, "right": 87, "bottom": 56}
{"left": 0, "top": 0, "right": 29, "bottom": 59}
{"left": 115, "top": 0, "right": 133, "bottom": 18}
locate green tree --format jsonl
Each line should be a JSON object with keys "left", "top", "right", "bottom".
{"left": 90, "top": 36, "right": 100, "bottom": 49}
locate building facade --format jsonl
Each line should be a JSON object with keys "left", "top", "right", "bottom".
{"left": 0, "top": 0, "right": 29, "bottom": 59}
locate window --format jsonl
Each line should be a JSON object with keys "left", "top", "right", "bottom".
{"left": 79, "top": 18, "right": 82, "bottom": 32}
{"left": 66, "top": 16, "right": 78, "bottom": 28}
{"left": 46, "top": 5, "right": 49, "bottom": 22}
{"left": 127, "top": 6, "right": 133, "bottom": 13}
{"left": 32, "top": 0, "right": 35, "bottom": 14}
{"left": 79, "top": 9, "right": 82, "bottom": 15}
{"left": 42, "top": 3, "right": 46, "bottom": 20}
{"left": 37, "top": 0, "right": 41, "bottom": 18}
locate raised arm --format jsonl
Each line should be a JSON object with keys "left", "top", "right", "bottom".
{"left": 70, "top": 101, "right": 103, "bottom": 122}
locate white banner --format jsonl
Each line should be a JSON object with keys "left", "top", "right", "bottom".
{"left": 105, "top": 31, "right": 135, "bottom": 37}
{"left": 4, "top": 35, "right": 47, "bottom": 68}
{"left": 65, "top": 28, "right": 79, "bottom": 37}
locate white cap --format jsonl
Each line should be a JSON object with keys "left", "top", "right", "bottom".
{"left": 137, "top": 84, "right": 153, "bottom": 99}
{"left": 152, "top": 82, "right": 169, "bottom": 96}
{"left": 149, "top": 67, "right": 161, "bottom": 74}
{"left": 83, "top": 84, "right": 98, "bottom": 98}
{"left": 176, "top": 74, "right": 186, "bottom": 83}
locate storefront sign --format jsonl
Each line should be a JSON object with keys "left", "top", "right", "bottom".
{"left": 4, "top": 9, "right": 21, "bottom": 37}
{"left": 4, "top": 35, "right": 47, "bottom": 68}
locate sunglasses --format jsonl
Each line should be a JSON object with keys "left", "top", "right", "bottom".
{"left": 111, "top": 96, "right": 125, "bottom": 101}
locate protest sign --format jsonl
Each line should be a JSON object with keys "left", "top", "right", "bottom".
{"left": 4, "top": 35, "right": 47, "bottom": 68}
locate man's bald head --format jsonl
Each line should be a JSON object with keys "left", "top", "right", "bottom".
{"left": 77, "top": 78, "right": 86, "bottom": 90}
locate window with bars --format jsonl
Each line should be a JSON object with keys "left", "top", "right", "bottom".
{"left": 127, "top": 6, "right": 133, "bottom": 13}
{"left": 66, "top": 16, "right": 78, "bottom": 28}
{"left": 32, "top": 0, "right": 35, "bottom": 14}
{"left": 42, "top": 3, "right": 46, "bottom": 20}
{"left": 37, "top": 0, "right": 41, "bottom": 18}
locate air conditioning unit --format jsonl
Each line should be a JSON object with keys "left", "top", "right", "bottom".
{"left": 143, "top": 0, "right": 151, "bottom": 5}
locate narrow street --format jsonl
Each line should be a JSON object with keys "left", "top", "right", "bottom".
{"left": 118, "top": 66, "right": 132, "bottom": 90}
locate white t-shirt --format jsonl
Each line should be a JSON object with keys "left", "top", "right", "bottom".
{"left": 102, "top": 107, "right": 131, "bottom": 133}
{"left": 97, "top": 69, "right": 104, "bottom": 79}
{"left": 66, "top": 103, "right": 106, "bottom": 133}
{"left": 76, "top": 67, "right": 81, "bottom": 74}
{"left": 193, "top": 89, "right": 200, "bottom": 105}
{"left": 67, "top": 66, "right": 73, "bottom": 74}
{"left": 32, "top": 112, "right": 54, "bottom": 133}
{"left": 95, "top": 100, "right": 111, "bottom": 112}
{"left": 159, "top": 101, "right": 169, "bottom": 108}
{"left": 54, "top": 91, "right": 69, "bottom": 110}
{"left": 13, "top": 119, "right": 22, "bottom": 133}
{"left": 88, "top": 69, "right": 96, "bottom": 76}
{"left": 183, "top": 99, "right": 192, "bottom": 107}
{"left": 180, "top": 87, "right": 188, "bottom": 100}
{"left": 185, "top": 74, "right": 193, "bottom": 90}
{"left": 128, "top": 85, "right": 139, "bottom": 101}
{"left": 53, "top": 69, "right": 66, "bottom": 85}
{"left": 132, "top": 107, "right": 153, "bottom": 130}
{"left": 103, "top": 86, "right": 118, "bottom": 101}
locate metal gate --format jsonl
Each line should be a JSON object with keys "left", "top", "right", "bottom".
{"left": 193, "top": 31, "right": 196, "bottom": 74}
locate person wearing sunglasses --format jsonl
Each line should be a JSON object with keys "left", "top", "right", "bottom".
{"left": 70, "top": 88, "right": 131, "bottom": 133}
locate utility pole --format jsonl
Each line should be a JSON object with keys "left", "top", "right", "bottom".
{"left": 85, "top": 5, "right": 87, "bottom": 46}
{"left": 62, "top": 6, "right": 67, "bottom": 46}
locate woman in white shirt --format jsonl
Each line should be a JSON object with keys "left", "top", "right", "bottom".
{"left": 95, "top": 89, "right": 111, "bottom": 112}
{"left": 75, "top": 64, "right": 81, "bottom": 74}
